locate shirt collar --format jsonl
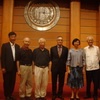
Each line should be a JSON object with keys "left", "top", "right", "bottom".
{"left": 57, "top": 45, "right": 62, "bottom": 48}
{"left": 88, "top": 45, "right": 94, "bottom": 48}
{"left": 10, "top": 42, "right": 15, "bottom": 46}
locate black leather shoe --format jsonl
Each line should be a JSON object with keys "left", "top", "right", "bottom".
{"left": 5, "top": 97, "right": 11, "bottom": 100}
{"left": 76, "top": 97, "right": 80, "bottom": 100}
{"left": 70, "top": 97, "right": 74, "bottom": 100}
{"left": 84, "top": 96, "right": 91, "bottom": 99}
{"left": 93, "top": 97, "right": 98, "bottom": 100}
{"left": 40, "top": 97, "right": 46, "bottom": 100}
{"left": 52, "top": 96, "right": 56, "bottom": 100}
{"left": 20, "top": 97, "right": 26, "bottom": 100}
{"left": 35, "top": 97, "right": 42, "bottom": 100}
{"left": 58, "top": 95, "right": 64, "bottom": 100}
{"left": 10, "top": 96, "right": 15, "bottom": 100}
{"left": 26, "top": 96, "right": 33, "bottom": 100}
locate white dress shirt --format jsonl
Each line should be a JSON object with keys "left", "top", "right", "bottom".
{"left": 10, "top": 42, "right": 15, "bottom": 61}
{"left": 84, "top": 45, "right": 100, "bottom": 71}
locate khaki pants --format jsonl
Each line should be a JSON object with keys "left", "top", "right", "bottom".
{"left": 34, "top": 66, "right": 48, "bottom": 98}
{"left": 19, "top": 65, "right": 33, "bottom": 98}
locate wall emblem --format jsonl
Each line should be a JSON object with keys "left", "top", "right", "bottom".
{"left": 24, "top": 0, "right": 60, "bottom": 31}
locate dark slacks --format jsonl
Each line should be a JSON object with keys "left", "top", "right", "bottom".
{"left": 3, "top": 71, "right": 16, "bottom": 97}
{"left": 86, "top": 69, "right": 99, "bottom": 97}
{"left": 52, "top": 71, "right": 65, "bottom": 96}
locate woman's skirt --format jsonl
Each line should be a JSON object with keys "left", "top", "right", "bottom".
{"left": 67, "top": 66, "right": 84, "bottom": 88}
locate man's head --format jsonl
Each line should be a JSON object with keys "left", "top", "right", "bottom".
{"left": 87, "top": 36, "right": 94, "bottom": 46}
{"left": 57, "top": 36, "right": 63, "bottom": 46}
{"left": 38, "top": 38, "right": 46, "bottom": 49}
{"left": 23, "top": 37, "right": 30, "bottom": 47}
{"left": 8, "top": 32, "right": 16, "bottom": 44}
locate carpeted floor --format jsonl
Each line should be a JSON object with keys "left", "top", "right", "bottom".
{"left": 0, "top": 72, "right": 100, "bottom": 100}
{"left": 0, "top": 83, "right": 99, "bottom": 100}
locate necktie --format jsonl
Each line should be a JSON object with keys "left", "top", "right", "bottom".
{"left": 58, "top": 47, "right": 62, "bottom": 57}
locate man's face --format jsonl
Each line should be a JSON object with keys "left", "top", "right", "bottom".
{"left": 39, "top": 42, "right": 45, "bottom": 49}
{"left": 24, "top": 39, "right": 30, "bottom": 47}
{"left": 87, "top": 39, "right": 93, "bottom": 46}
{"left": 9, "top": 35, "right": 16, "bottom": 44}
{"left": 57, "top": 37, "right": 63, "bottom": 46}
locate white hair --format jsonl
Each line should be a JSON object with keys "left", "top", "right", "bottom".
{"left": 38, "top": 38, "right": 46, "bottom": 43}
{"left": 86, "top": 36, "right": 94, "bottom": 41}
{"left": 23, "top": 37, "right": 30, "bottom": 42}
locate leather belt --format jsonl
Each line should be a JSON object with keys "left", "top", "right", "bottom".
{"left": 36, "top": 65, "right": 47, "bottom": 68}
{"left": 21, "top": 64, "right": 32, "bottom": 66}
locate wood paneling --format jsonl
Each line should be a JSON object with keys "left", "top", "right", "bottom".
{"left": 81, "top": 20, "right": 96, "bottom": 27}
{"left": 80, "top": 34, "right": 99, "bottom": 41}
{"left": 81, "top": 10, "right": 97, "bottom": 19}
{"left": 80, "top": 9, "right": 98, "bottom": 46}
{"left": 13, "top": 7, "right": 70, "bottom": 49}
{"left": 70, "top": 1, "right": 80, "bottom": 47}
{"left": 13, "top": 16, "right": 69, "bottom": 26}
{"left": 1, "top": 0, "right": 14, "bottom": 43}
{"left": 81, "top": 27, "right": 96, "bottom": 33}
{"left": 0, "top": 7, "right": 2, "bottom": 45}
{"left": 97, "top": 5, "right": 100, "bottom": 46}
{"left": 13, "top": 24, "right": 69, "bottom": 32}
{"left": 16, "top": 32, "right": 69, "bottom": 40}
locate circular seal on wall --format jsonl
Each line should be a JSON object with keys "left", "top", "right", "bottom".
{"left": 24, "top": 0, "right": 60, "bottom": 31}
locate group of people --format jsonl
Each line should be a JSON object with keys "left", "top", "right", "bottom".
{"left": 0, "top": 31, "right": 100, "bottom": 100}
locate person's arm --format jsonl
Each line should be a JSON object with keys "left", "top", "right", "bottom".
{"left": 1, "top": 44, "right": 6, "bottom": 73}
{"left": 17, "top": 61, "right": 21, "bottom": 75}
{"left": 97, "top": 47, "right": 100, "bottom": 63}
{"left": 67, "top": 65, "right": 70, "bottom": 73}
{"left": 82, "top": 49, "right": 86, "bottom": 72}
{"left": 32, "top": 49, "right": 36, "bottom": 74}
{"left": 66, "top": 50, "right": 71, "bottom": 73}
{"left": 32, "top": 61, "right": 35, "bottom": 74}
{"left": 16, "top": 48, "right": 21, "bottom": 75}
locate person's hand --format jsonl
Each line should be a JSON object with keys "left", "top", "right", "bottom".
{"left": 2, "top": 68, "right": 6, "bottom": 74}
{"left": 32, "top": 68, "right": 34, "bottom": 74}
{"left": 17, "top": 70, "right": 21, "bottom": 76}
{"left": 68, "top": 69, "right": 70, "bottom": 74}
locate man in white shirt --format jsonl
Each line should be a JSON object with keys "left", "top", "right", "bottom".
{"left": 84, "top": 36, "right": 100, "bottom": 100}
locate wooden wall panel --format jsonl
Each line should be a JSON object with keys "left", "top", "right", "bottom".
{"left": 16, "top": 32, "right": 69, "bottom": 40}
{"left": 81, "top": 27, "right": 96, "bottom": 33}
{"left": 13, "top": 24, "right": 69, "bottom": 33}
{"left": 81, "top": 10, "right": 97, "bottom": 19}
{"left": 0, "top": 7, "right": 2, "bottom": 45}
{"left": 97, "top": 5, "right": 100, "bottom": 46}
{"left": 13, "top": 7, "right": 70, "bottom": 50}
{"left": 14, "top": 16, "right": 69, "bottom": 25}
{"left": 81, "top": 20, "right": 96, "bottom": 27}
{"left": 80, "top": 10, "right": 98, "bottom": 47}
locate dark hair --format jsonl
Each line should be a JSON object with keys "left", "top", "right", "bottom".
{"left": 72, "top": 38, "right": 80, "bottom": 45}
{"left": 8, "top": 32, "right": 16, "bottom": 37}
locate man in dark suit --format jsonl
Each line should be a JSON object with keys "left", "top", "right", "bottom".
{"left": 1, "top": 32, "right": 20, "bottom": 100}
{"left": 50, "top": 36, "right": 68, "bottom": 100}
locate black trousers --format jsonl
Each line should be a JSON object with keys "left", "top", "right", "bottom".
{"left": 51, "top": 71, "right": 65, "bottom": 96}
{"left": 3, "top": 71, "right": 16, "bottom": 97}
{"left": 86, "top": 69, "right": 99, "bottom": 97}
